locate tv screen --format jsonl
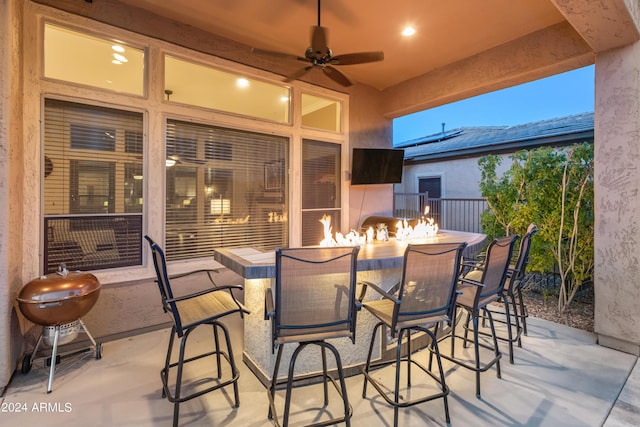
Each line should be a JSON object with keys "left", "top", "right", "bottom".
{"left": 351, "top": 148, "right": 404, "bottom": 185}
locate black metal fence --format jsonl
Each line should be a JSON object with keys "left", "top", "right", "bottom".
{"left": 393, "top": 193, "right": 488, "bottom": 234}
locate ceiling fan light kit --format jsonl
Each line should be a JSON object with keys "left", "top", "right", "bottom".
{"left": 252, "top": 0, "right": 384, "bottom": 86}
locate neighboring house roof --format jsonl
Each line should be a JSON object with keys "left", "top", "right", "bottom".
{"left": 397, "top": 112, "right": 594, "bottom": 164}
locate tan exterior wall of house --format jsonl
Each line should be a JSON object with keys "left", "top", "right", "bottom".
{"left": 399, "top": 156, "right": 511, "bottom": 199}
{"left": 348, "top": 85, "right": 394, "bottom": 227}
{"left": 0, "top": 0, "right": 26, "bottom": 394}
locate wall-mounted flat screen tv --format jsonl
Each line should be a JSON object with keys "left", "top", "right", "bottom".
{"left": 351, "top": 148, "right": 404, "bottom": 185}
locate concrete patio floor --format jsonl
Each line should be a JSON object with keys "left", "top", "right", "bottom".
{"left": 1, "top": 312, "right": 638, "bottom": 426}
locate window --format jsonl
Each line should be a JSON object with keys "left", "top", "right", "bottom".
{"left": 301, "top": 139, "right": 341, "bottom": 246}
{"left": 43, "top": 99, "right": 144, "bottom": 273}
{"left": 70, "top": 125, "right": 116, "bottom": 151}
{"left": 301, "top": 94, "right": 341, "bottom": 132}
{"left": 44, "top": 23, "right": 145, "bottom": 96}
{"left": 124, "top": 163, "right": 143, "bottom": 213}
{"left": 70, "top": 160, "right": 115, "bottom": 213}
{"left": 165, "top": 119, "right": 289, "bottom": 260}
{"left": 205, "top": 141, "right": 232, "bottom": 161}
{"left": 125, "top": 130, "right": 143, "bottom": 154}
{"left": 164, "top": 55, "right": 291, "bottom": 123}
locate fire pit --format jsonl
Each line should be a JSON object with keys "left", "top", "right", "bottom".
{"left": 16, "top": 267, "right": 102, "bottom": 393}
{"left": 319, "top": 213, "right": 439, "bottom": 247}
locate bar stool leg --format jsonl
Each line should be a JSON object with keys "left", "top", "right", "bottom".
{"left": 162, "top": 326, "right": 176, "bottom": 399}
{"left": 213, "top": 323, "right": 222, "bottom": 378}
{"left": 362, "top": 322, "right": 383, "bottom": 398}
{"left": 173, "top": 329, "right": 192, "bottom": 427}
{"left": 429, "top": 333, "right": 451, "bottom": 424}
{"left": 216, "top": 321, "right": 240, "bottom": 407}
{"left": 503, "top": 297, "right": 515, "bottom": 364}
{"left": 510, "top": 292, "right": 523, "bottom": 348}
{"left": 393, "top": 329, "right": 406, "bottom": 427}
{"left": 472, "top": 315, "right": 481, "bottom": 398}
{"left": 406, "top": 330, "right": 412, "bottom": 387}
{"left": 283, "top": 343, "right": 308, "bottom": 427}
{"left": 486, "top": 309, "right": 502, "bottom": 379}
{"left": 323, "top": 342, "right": 351, "bottom": 427}
{"left": 268, "top": 344, "right": 284, "bottom": 420}
{"left": 321, "top": 345, "right": 329, "bottom": 405}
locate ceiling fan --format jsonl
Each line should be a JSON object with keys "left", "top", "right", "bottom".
{"left": 252, "top": 0, "right": 384, "bottom": 87}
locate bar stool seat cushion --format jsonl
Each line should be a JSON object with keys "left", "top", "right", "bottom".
{"left": 363, "top": 299, "right": 448, "bottom": 330}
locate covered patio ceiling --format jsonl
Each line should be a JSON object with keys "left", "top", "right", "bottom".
{"left": 116, "top": 0, "right": 572, "bottom": 91}
{"left": 36, "top": 0, "right": 639, "bottom": 116}
{"left": 118, "top": 1, "right": 637, "bottom": 89}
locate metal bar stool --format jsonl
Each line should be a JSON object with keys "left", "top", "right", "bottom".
{"left": 359, "top": 242, "right": 467, "bottom": 427}
{"left": 264, "top": 246, "right": 360, "bottom": 427}
{"left": 145, "top": 235, "right": 249, "bottom": 427}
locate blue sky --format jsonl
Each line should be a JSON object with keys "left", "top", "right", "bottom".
{"left": 392, "top": 65, "right": 595, "bottom": 145}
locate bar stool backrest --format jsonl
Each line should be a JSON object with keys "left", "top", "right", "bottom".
{"left": 145, "top": 236, "right": 175, "bottom": 306}
{"left": 273, "top": 246, "right": 360, "bottom": 345}
{"left": 513, "top": 224, "right": 538, "bottom": 282}
{"left": 396, "top": 242, "right": 468, "bottom": 326}
{"left": 478, "top": 235, "right": 519, "bottom": 299}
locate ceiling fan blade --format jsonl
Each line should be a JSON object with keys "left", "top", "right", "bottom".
{"left": 311, "top": 26, "right": 329, "bottom": 57}
{"left": 323, "top": 65, "right": 353, "bottom": 87}
{"left": 251, "top": 47, "right": 304, "bottom": 62}
{"left": 331, "top": 51, "right": 384, "bottom": 65}
{"left": 284, "top": 66, "right": 314, "bottom": 82}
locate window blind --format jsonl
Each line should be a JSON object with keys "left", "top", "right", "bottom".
{"left": 165, "top": 119, "right": 289, "bottom": 261}
{"left": 43, "top": 98, "right": 144, "bottom": 273}
{"left": 301, "top": 139, "right": 341, "bottom": 247}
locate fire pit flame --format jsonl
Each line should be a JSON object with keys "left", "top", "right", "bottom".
{"left": 395, "top": 217, "right": 439, "bottom": 241}
{"left": 319, "top": 213, "right": 438, "bottom": 247}
{"left": 319, "top": 214, "right": 370, "bottom": 247}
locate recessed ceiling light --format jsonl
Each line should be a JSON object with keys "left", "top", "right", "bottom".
{"left": 112, "top": 45, "right": 125, "bottom": 53}
{"left": 402, "top": 26, "right": 416, "bottom": 37}
{"left": 112, "top": 59, "right": 122, "bottom": 65}
{"left": 280, "top": 96, "right": 290, "bottom": 102}
{"left": 236, "top": 78, "right": 250, "bottom": 88}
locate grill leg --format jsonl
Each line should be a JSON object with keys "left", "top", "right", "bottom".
{"left": 30, "top": 334, "right": 44, "bottom": 367}
{"left": 78, "top": 319, "right": 97, "bottom": 347}
{"left": 47, "top": 326, "right": 60, "bottom": 394}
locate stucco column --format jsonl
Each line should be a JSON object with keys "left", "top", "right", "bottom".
{"left": 594, "top": 42, "right": 640, "bottom": 355}
{"left": 0, "top": 0, "right": 25, "bottom": 391}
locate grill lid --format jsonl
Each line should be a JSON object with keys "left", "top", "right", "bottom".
{"left": 17, "top": 270, "right": 101, "bottom": 304}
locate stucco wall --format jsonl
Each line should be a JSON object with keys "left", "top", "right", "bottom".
{"left": 348, "top": 84, "right": 394, "bottom": 228}
{"left": 400, "top": 156, "right": 511, "bottom": 199}
{"left": 0, "top": 0, "right": 25, "bottom": 394}
{"left": 594, "top": 42, "right": 640, "bottom": 355}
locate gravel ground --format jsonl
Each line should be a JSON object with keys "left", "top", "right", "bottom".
{"left": 489, "top": 272, "right": 595, "bottom": 333}
{"left": 521, "top": 288, "right": 594, "bottom": 332}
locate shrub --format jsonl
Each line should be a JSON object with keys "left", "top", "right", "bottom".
{"left": 478, "top": 143, "right": 594, "bottom": 312}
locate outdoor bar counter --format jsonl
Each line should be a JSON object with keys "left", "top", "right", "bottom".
{"left": 214, "top": 229, "right": 486, "bottom": 385}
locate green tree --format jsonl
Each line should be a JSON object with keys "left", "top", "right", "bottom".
{"left": 478, "top": 143, "right": 594, "bottom": 312}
